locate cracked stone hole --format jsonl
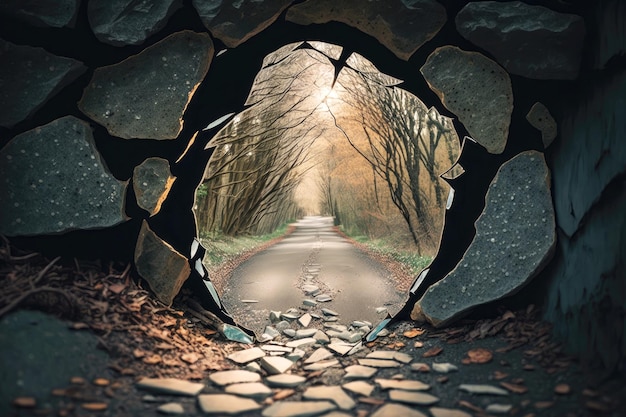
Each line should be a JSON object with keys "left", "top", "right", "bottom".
{"left": 193, "top": 41, "right": 461, "bottom": 337}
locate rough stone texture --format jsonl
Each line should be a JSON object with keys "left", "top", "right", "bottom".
{"left": 544, "top": 74, "right": 626, "bottom": 371}
{"left": 192, "top": 0, "right": 292, "bottom": 48}
{"left": 0, "top": 40, "right": 85, "bottom": 128}
{"left": 79, "top": 31, "right": 213, "bottom": 140}
{"left": 286, "top": 0, "right": 447, "bottom": 60}
{"left": 592, "top": 0, "right": 626, "bottom": 69}
{"left": 0, "top": 0, "right": 79, "bottom": 28}
{"left": 88, "top": 0, "right": 182, "bottom": 46}
{"left": 197, "top": 393, "right": 261, "bottom": 415}
{"left": 133, "top": 157, "right": 176, "bottom": 216}
{"left": 551, "top": 72, "right": 626, "bottom": 237}
{"left": 136, "top": 377, "right": 204, "bottom": 396}
{"left": 134, "top": 221, "right": 190, "bottom": 306}
{"left": 412, "top": 151, "right": 555, "bottom": 327}
{"left": 420, "top": 46, "right": 513, "bottom": 154}
{"left": 526, "top": 102, "right": 557, "bottom": 148}
{"left": 456, "top": 1, "right": 585, "bottom": 79}
{"left": 0, "top": 116, "right": 127, "bottom": 236}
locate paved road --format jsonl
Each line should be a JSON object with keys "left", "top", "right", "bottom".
{"left": 221, "top": 216, "right": 406, "bottom": 336}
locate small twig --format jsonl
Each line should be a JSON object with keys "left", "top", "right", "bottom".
{"left": 0, "top": 286, "right": 75, "bottom": 318}
{"left": 32, "top": 256, "right": 61, "bottom": 286}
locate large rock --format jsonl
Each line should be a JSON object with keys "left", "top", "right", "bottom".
{"left": 286, "top": 0, "right": 447, "bottom": 60}
{"left": 0, "top": 40, "right": 85, "bottom": 128}
{"left": 526, "top": 102, "right": 557, "bottom": 149}
{"left": 0, "top": 116, "right": 127, "bottom": 236}
{"left": 456, "top": 1, "right": 585, "bottom": 80}
{"left": 411, "top": 151, "right": 555, "bottom": 326}
{"left": 134, "top": 220, "right": 190, "bottom": 305}
{"left": 132, "top": 157, "right": 176, "bottom": 216}
{"left": 552, "top": 72, "right": 626, "bottom": 237}
{"left": 192, "top": 0, "right": 292, "bottom": 48}
{"left": 420, "top": 46, "right": 513, "bottom": 154}
{"left": 79, "top": 31, "right": 213, "bottom": 140}
{"left": 88, "top": 0, "right": 182, "bottom": 46}
{"left": 0, "top": 0, "right": 80, "bottom": 28}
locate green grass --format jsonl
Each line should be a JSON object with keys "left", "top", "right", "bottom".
{"left": 199, "top": 223, "right": 293, "bottom": 268}
{"left": 340, "top": 228, "right": 432, "bottom": 275}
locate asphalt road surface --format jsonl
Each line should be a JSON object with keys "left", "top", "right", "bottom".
{"left": 220, "top": 216, "right": 406, "bottom": 336}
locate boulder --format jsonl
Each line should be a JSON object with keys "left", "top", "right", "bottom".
{"left": 526, "top": 102, "right": 557, "bottom": 148}
{"left": 132, "top": 157, "right": 176, "bottom": 216}
{"left": 192, "top": 0, "right": 292, "bottom": 48}
{"left": 456, "top": 1, "right": 585, "bottom": 80}
{"left": 79, "top": 31, "right": 213, "bottom": 140}
{"left": 420, "top": 46, "right": 513, "bottom": 154}
{"left": 134, "top": 220, "right": 190, "bottom": 305}
{"left": 88, "top": 0, "right": 182, "bottom": 46}
{"left": 286, "top": 0, "right": 447, "bottom": 60}
{"left": 0, "top": 0, "right": 79, "bottom": 28}
{"left": 0, "top": 116, "right": 127, "bottom": 236}
{"left": 411, "top": 151, "right": 555, "bottom": 326}
{"left": 0, "top": 40, "right": 85, "bottom": 128}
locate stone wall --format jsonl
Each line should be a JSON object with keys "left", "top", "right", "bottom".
{"left": 0, "top": 0, "right": 623, "bottom": 369}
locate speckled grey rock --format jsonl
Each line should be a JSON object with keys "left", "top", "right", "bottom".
{"left": 412, "top": 151, "right": 555, "bottom": 326}
{"left": 134, "top": 221, "right": 190, "bottom": 306}
{"left": 0, "top": 116, "right": 127, "bottom": 236}
{"left": 0, "top": 0, "right": 79, "bottom": 28}
{"left": 286, "top": 0, "right": 447, "bottom": 60}
{"left": 0, "top": 40, "right": 85, "bottom": 128}
{"left": 87, "top": 0, "right": 182, "bottom": 46}
{"left": 79, "top": 31, "right": 213, "bottom": 140}
{"left": 421, "top": 46, "right": 512, "bottom": 154}
{"left": 198, "top": 393, "right": 261, "bottom": 414}
{"left": 136, "top": 377, "right": 204, "bottom": 396}
{"left": 456, "top": 1, "right": 585, "bottom": 79}
{"left": 133, "top": 157, "right": 176, "bottom": 216}
{"left": 526, "top": 102, "right": 558, "bottom": 148}
{"left": 192, "top": 0, "right": 292, "bottom": 48}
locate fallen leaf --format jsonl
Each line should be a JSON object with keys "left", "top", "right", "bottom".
{"left": 93, "top": 378, "right": 110, "bottom": 387}
{"left": 493, "top": 371, "right": 509, "bottom": 380}
{"left": 51, "top": 388, "right": 67, "bottom": 396}
{"left": 155, "top": 342, "right": 176, "bottom": 350}
{"left": 273, "top": 389, "right": 295, "bottom": 401}
{"left": 143, "top": 354, "right": 162, "bottom": 365}
{"left": 82, "top": 402, "right": 108, "bottom": 411}
{"left": 403, "top": 328, "right": 425, "bottom": 338}
{"left": 500, "top": 381, "right": 528, "bottom": 394}
{"left": 411, "top": 363, "right": 430, "bottom": 372}
{"left": 13, "top": 397, "right": 36, "bottom": 408}
{"left": 458, "top": 400, "right": 484, "bottom": 413}
{"left": 422, "top": 346, "right": 443, "bottom": 358}
{"left": 108, "top": 283, "right": 126, "bottom": 294}
{"left": 414, "top": 341, "right": 424, "bottom": 348}
{"left": 133, "top": 349, "right": 145, "bottom": 359}
{"left": 466, "top": 348, "right": 493, "bottom": 364}
{"left": 554, "top": 383, "right": 571, "bottom": 395}
{"left": 70, "top": 376, "right": 87, "bottom": 385}
{"left": 181, "top": 353, "right": 200, "bottom": 364}
{"left": 534, "top": 401, "right": 554, "bottom": 409}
